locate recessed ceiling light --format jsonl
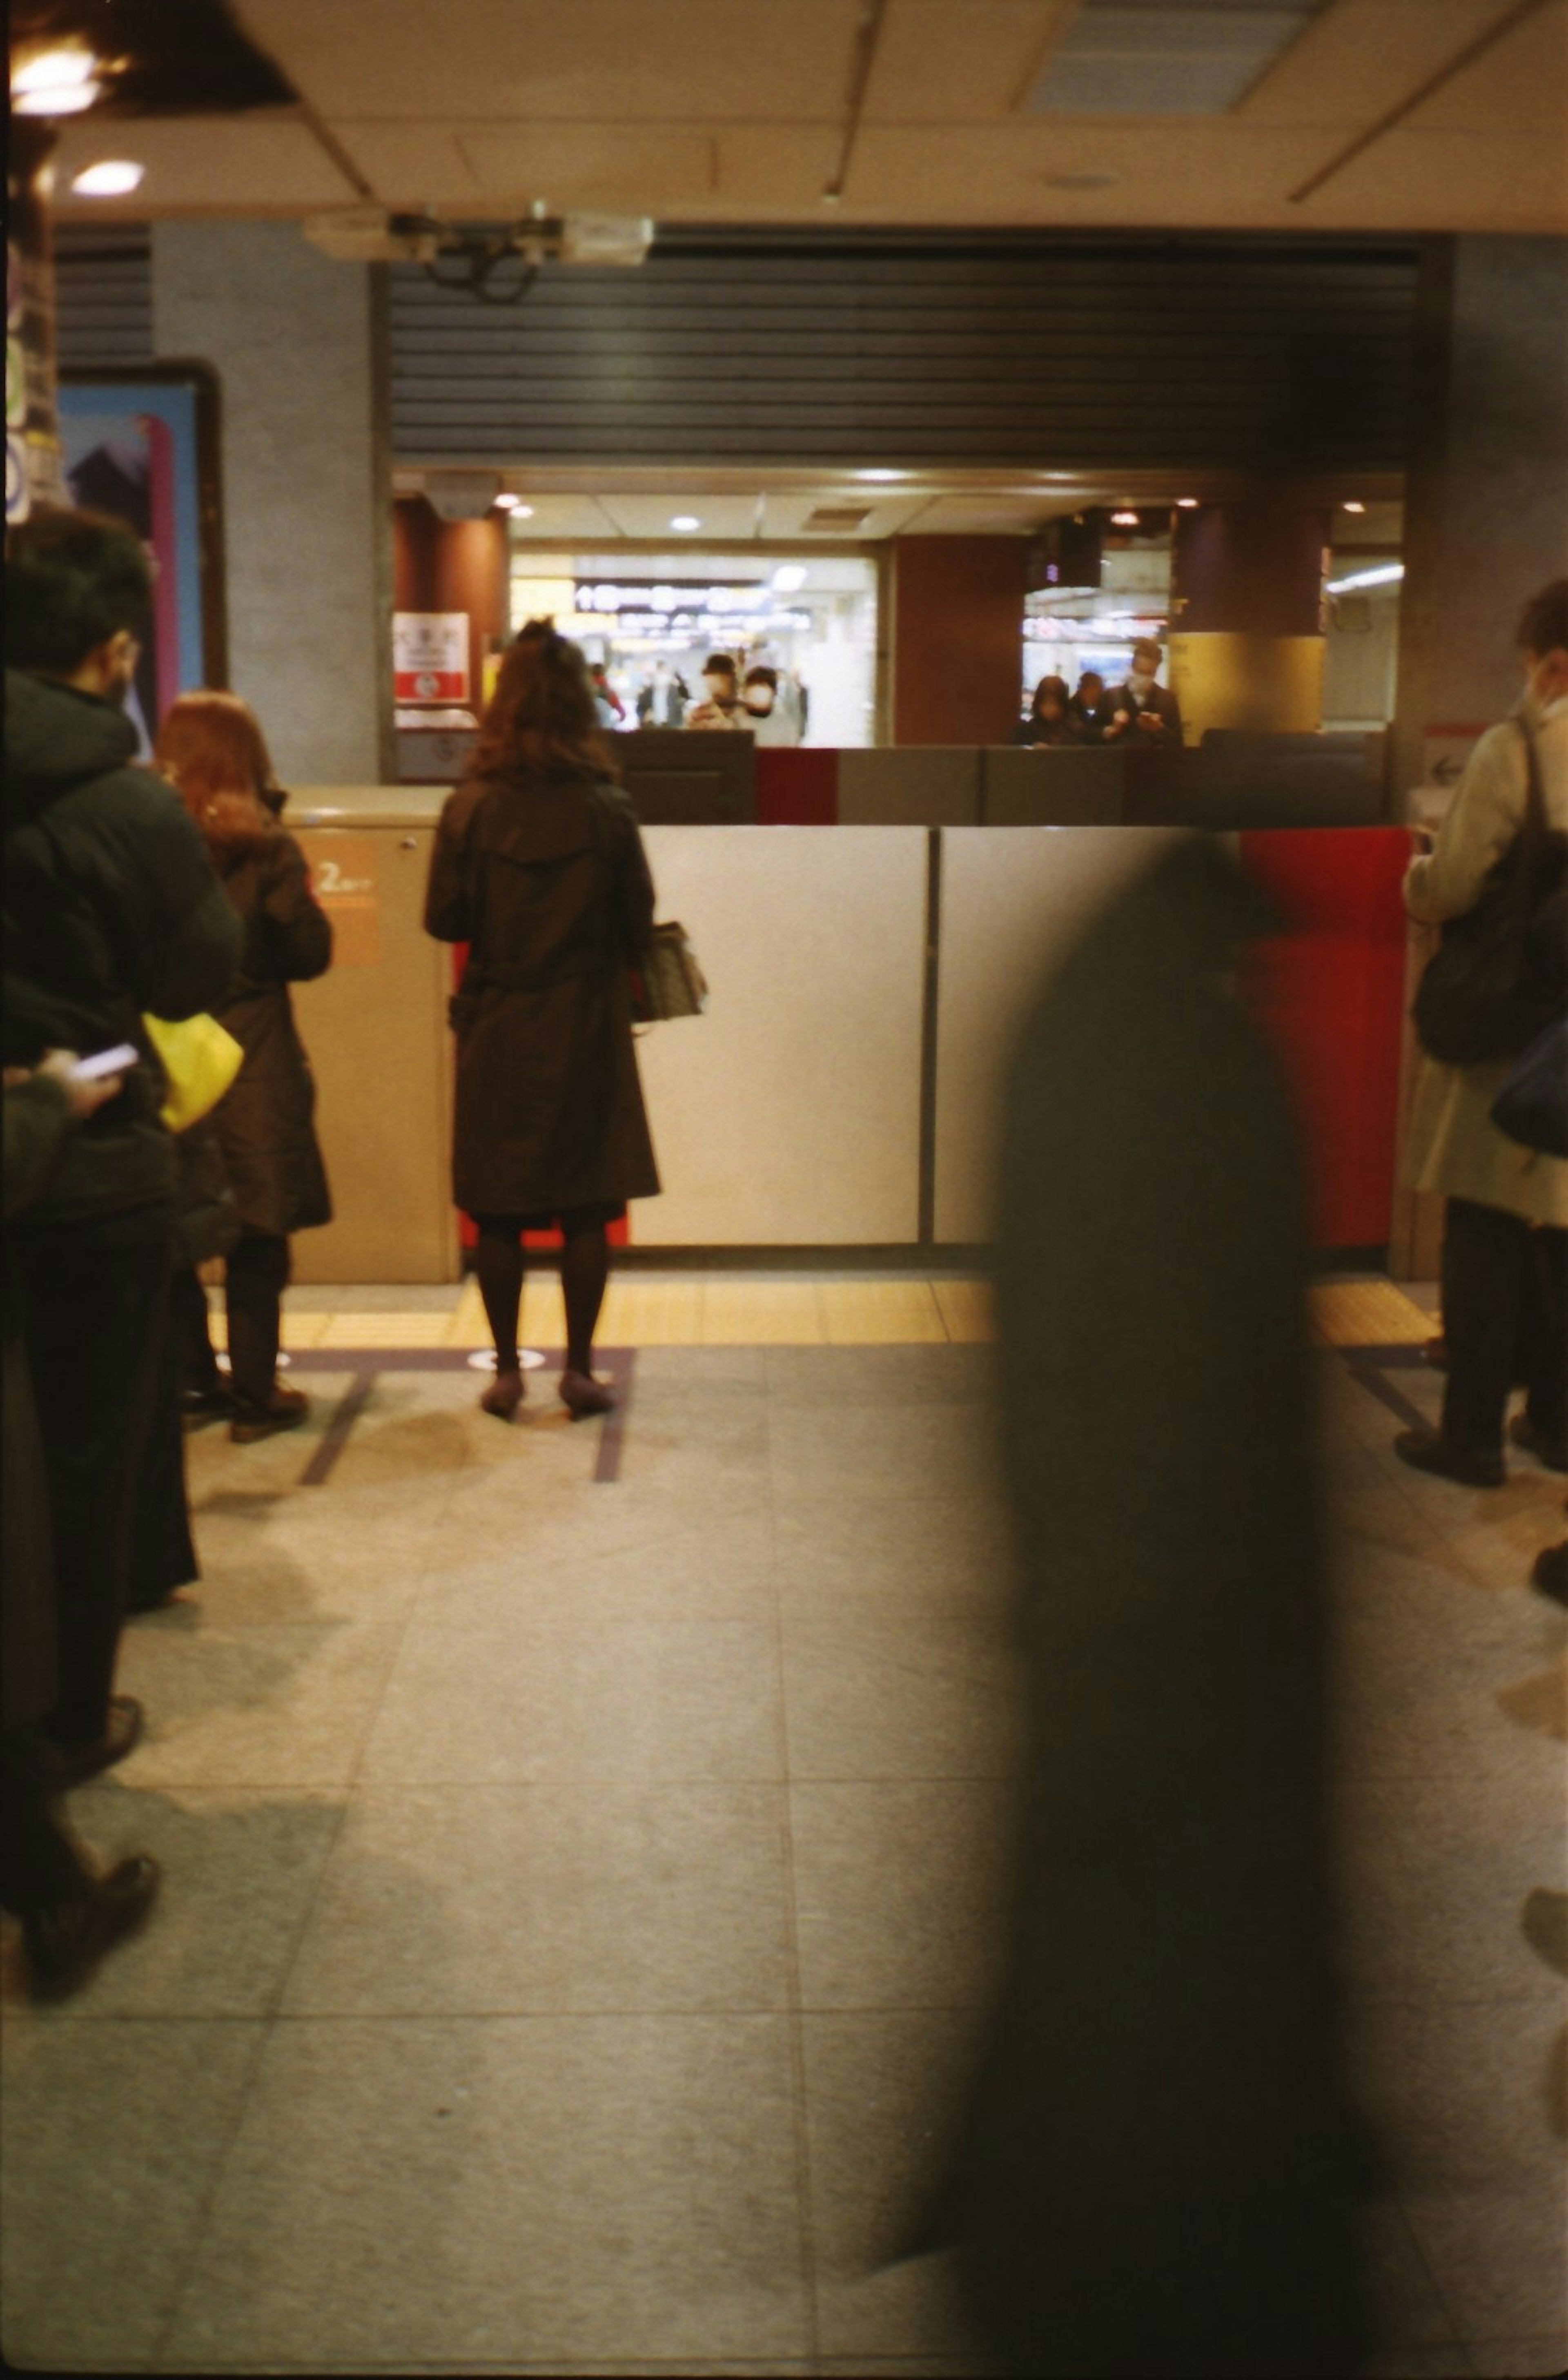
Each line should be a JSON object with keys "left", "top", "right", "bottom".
{"left": 70, "top": 159, "right": 144, "bottom": 196}
{"left": 12, "top": 46, "right": 101, "bottom": 114}
{"left": 670, "top": 515, "right": 700, "bottom": 532}
{"left": 1341, "top": 500, "right": 1367, "bottom": 514}
{"left": 856, "top": 469, "right": 904, "bottom": 483}
{"left": 1176, "top": 497, "right": 1200, "bottom": 510}
{"left": 1111, "top": 510, "right": 1140, "bottom": 527}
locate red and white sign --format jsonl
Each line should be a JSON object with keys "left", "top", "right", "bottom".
{"left": 393, "top": 611, "right": 469, "bottom": 704}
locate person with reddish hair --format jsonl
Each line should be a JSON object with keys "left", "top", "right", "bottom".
{"left": 425, "top": 621, "right": 661, "bottom": 1420}
{"left": 154, "top": 692, "right": 334, "bottom": 1442}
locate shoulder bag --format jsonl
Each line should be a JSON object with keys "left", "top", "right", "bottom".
{"left": 142, "top": 1012, "right": 245, "bottom": 1133}
{"left": 1412, "top": 721, "right": 1568, "bottom": 1067}
{"left": 630, "top": 921, "right": 708, "bottom": 1023}
{"left": 1491, "top": 1014, "right": 1568, "bottom": 1159}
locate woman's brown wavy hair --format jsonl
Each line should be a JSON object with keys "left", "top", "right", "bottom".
{"left": 471, "top": 620, "right": 617, "bottom": 785}
{"left": 154, "top": 690, "right": 281, "bottom": 825}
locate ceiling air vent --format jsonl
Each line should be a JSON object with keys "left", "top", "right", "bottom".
{"left": 802, "top": 506, "right": 872, "bottom": 531}
{"left": 1025, "top": 0, "right": 1327, "bottom": 118}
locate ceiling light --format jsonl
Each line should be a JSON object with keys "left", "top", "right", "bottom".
{"left": 771, "top": 565, "right": 808, "bottom": 593}
{"left": 12, "top": 46, "right": 102, "bottom": 114}
{"left": 1341, "top": 500, "right": 1367, "bottom": 514}
{"left": 856, "top": 469, "right": 904, "bottom": 483}
{"left": 1326, "top": 563, "right": 1403, "bottom": 595}
{"left": 70, "top": 160, "right": 145, "bottom": 197}
{"left": 670, "top": 515, "right": 700, "bottom": 532}
{"left": 493, "top": 493, "right": 521, "bottom": 510}
{"left": 511, "top": 504, "right": 534, "bottom": 519}
{"left": 1110, "top": 510, "right": 1140, "bottom": 527}
{"left": 1176, "top": 497, "right": 1199, "bottom": 509}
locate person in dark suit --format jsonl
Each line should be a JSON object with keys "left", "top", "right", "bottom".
{"left": 425, "top": 622, "right": 661, "bottom": 1422}
{"left": 1099, "top": 636, "right": 1183, "bottom": 745}
{"left": 911, "top": 833, "right": 1375, "bottom": 2378}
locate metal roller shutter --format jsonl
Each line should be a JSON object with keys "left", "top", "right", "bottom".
{"left": 52, "top": 223, "right": 156, "bottom": 371}
{"left": 390, "top": 227, "right": 1417, "bottom": 473}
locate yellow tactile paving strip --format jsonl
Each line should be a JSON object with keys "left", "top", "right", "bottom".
{"left": 201, "top": 1277, "right": 1425, "bottom": 1353}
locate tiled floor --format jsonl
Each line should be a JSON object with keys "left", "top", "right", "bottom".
{"left": 2, "top": 1272, "right": 1564, "bottom": 2378}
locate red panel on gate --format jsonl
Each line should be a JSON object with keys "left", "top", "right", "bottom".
{"left": 1236, "top": 828, "right": 1413, "bottom": 1250}
{"left": 756, "top": 747, "right": 839, "bottom": 824}
{"left": 450, "top": 942, "right": 629, "bottom": 1254}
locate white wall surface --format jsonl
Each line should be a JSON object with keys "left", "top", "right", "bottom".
{"left": 934, "top": 826, "right": 1187, "bottom": 1243}
{"left": 152, "top": 222, "right": 393, "bottom": 784}
{"left": 633, "top": 827, "right": 927, "bottom": 1244}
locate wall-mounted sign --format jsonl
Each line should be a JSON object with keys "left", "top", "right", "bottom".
{"left": 394, "top": 611, "right": 469, "bottom": 703}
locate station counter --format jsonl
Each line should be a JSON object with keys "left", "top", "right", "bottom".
{"left": 285, "top": 781, "right": 1413, "bottom": 1283}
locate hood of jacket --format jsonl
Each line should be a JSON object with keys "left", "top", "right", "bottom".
{"left": 4, "top": 668, "right": 141, "bottom": 827}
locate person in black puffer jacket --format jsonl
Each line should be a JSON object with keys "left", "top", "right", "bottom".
{"left": 154, "top": 693, "right": 333, "bottom": 1443}
{"left": 4, "top": 509, "right": 243, "bottom": 1780}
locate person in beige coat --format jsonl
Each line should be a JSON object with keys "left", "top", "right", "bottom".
{"left": 1396, "top": 579, "right": 1568, "bottom": 1489}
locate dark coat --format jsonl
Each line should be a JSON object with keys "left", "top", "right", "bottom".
{"left": 425, "top": 767, "right": 660, "bottom": 1217}
{"left": 2, "top": 669, "right": 243, "bottom": 1224}
{"left": 3, "top": 1077, "right": 73, "bottom": 1729}
{"left": 203, "top": 796, "right": 333, "bottom": 1239}
{"left": 1097, "top": 677, "right": 1184, "bottom": 744}
{"left": 918, "top": 836, "right": 1374, "bottom": 2378}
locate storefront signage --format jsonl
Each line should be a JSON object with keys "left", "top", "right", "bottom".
{"left": 394, "top": 611, "right": 469, "bottom": 704}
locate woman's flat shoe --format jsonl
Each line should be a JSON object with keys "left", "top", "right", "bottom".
{"left": 24, "top": 1855, "right": 162, "bottom": 2001}
{"left": 480, "top": 1368, "right": 525, "bottom": 1420}
{"left": 559, "top": 1368, "right": 615, "bottom": 1420}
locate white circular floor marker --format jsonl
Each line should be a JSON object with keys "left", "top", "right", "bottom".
{"left": 466, "top": 1347, "right": 546, "bottom": 1372}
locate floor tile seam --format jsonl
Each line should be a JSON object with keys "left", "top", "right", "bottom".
{"left": 145, "top": 2009, "right": 275, "bottom": 2368}
{"left": 762, "top": 1429, "right": 824, "bottom": 2370}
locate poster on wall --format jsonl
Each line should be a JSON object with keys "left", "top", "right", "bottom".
{"left": 58, "top": 370, "right": 223, "bottom": 758}
{"left": 394, "top": 611, "right": 470, "bottom": 704}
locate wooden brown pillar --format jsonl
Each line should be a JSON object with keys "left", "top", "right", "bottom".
{"left": 891, "top": 536, "right": 1027, "bottom": 746}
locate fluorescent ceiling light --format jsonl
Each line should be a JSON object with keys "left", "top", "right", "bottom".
{"left": 1111, "top": 510, "right": 1140, "bottom": 526}
{"left": 1176, "top": 497, "right": 1200, "bottom": 508}
{"left": 1341, "top": 500, "right": 1367, "bottom": 514}
{"left": 771, "top": 565, "right": 808, "bottom": 592}
{"left": 493, "top": 493, "right": 521, "bottom": 510}
{"left": 856, "top": 469, "right": 904, "bottom": 483}
{"left": 1327, "top": 562, "right": 1403, "bottom": 594}
{"left": 511, "top": 504, "right": 534, "bottom": 519}
{"left": 70, "top": 160, "right": 144, "bottom": 196}
{"left": 670, "top": 515, "right": 700, "bottom": 531}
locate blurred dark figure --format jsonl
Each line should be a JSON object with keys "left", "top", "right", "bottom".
{"left": 156, "top": 693, "right": 334, "bottom": 1444}
{"left": 425, "top": 621, "right": 661, "bottom": 1422}
{"left": 920, "top": 834, "right": 1375, "bottom": 2378}
{"left": 1014, "top": 673, "right": 1080, "bottom": 748}
{"left": 4, "top": 1054, "right": 161, "bottom": 1999}
{"left": 1067, "top": 669, "right": 1106, "bottom": 738}
{"left": 4, "top": 509, "right": 242, "bottom": 1783}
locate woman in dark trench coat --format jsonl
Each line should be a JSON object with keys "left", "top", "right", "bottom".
{"left": 424, "top": 622, "right": 661, "bottom": 1422}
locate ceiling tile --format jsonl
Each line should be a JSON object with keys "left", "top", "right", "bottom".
{"left": 1402, "top": 0, "right": 1568, "bottom": 131}
{"left": 866, "top": 0, "right": 1076, "bottom": 120}
{"left": 592, "top": 496, "right": 764, "bottom": 538}
{"left": 1294, "top": 129, "right": 1568, "bottom": 230}
{"left": 454, "top": 125, "right": 717, "bottom": 210}
{"left": 49, "top": 114, "right": 360, "bottom": 216}
{"left": 1235, "top": 0, "right": 1510, "bottom": 123}
{"left": 236, "top": 0, "right": 864, "bottom": 122}
{"left": 842, "top": 120, "right": 1339, "bottom": 220}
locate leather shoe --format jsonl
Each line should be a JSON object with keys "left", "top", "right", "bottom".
{"left": 1393, "top": 1429, "right": 1504, "bottom": 1489}
{"left": 45, "top": 1694, "right": 144, "bottom": 1786}
{"left": 1532, "top": 1542, "right": 1568, "bottom": 1607}
{"left": 559, "top": 1368, "right": 615, "bottom": 1419}
{"left": 229, "top": 1383, "right": 310, "bottom": 1443}
{"left": 23, "top": 1855, "right": 161, "bottom": 2001}
{"left": 1509, "top": 1413, "right": 1568, "bottom": 1473}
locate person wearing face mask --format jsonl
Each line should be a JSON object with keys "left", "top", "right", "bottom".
{"left": 2, "top": 507, "right": 242, "bottom": 1785}
{"left": 1099, "top": 637, "right": 1183, "bottom": 745}
{"left": 1394, "top": 578, "right": 1568, "bottom": 1489}
{"left": 684, "top": 652, "right": 746, "bottom": 731}
{"left": 740, "top": 664, "right": 799, "bottom": 747}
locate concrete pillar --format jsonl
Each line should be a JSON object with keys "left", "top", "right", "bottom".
{"left": 891, "top": 535, "right": 1026, "bottom": 745}
{"left": 151, "top": 222, "right": 395, "bottom": 785}
{"left": 1392, "top": 236, "right": 1568, "bottom": 809}
{"left": 1167, "top": 502, "right": 1330, "bottom": 743}
{"left": 6, "top": 120, "right": 66, "bottom": 521}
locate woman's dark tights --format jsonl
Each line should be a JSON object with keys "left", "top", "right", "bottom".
{"left": 474, "top": 1213, "right": 610, "bottom": 1378}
